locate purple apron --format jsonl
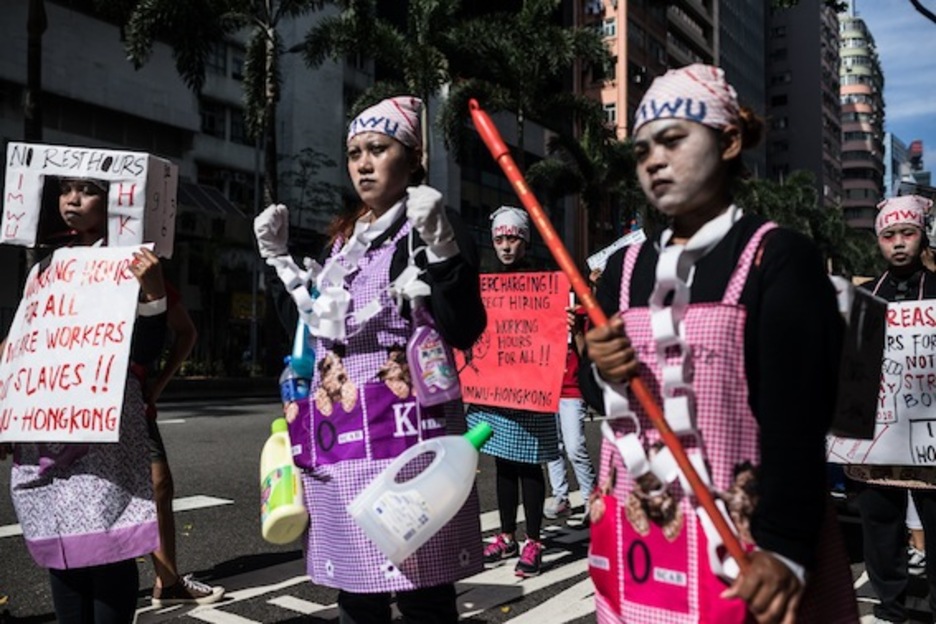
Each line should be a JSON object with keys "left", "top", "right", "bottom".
{"left": 300, "top": 221, "right": 482, "bottom": 593}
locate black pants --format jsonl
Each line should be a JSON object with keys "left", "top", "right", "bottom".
{"left": 495, "top": 457, "right": 545, "bottom": 541}
{"left": 48, "top": 559, "right": 139, "bottom": 624}
{"left": 856, "top": 484, "right": 936, "bottom": 622}
{"left": 338, "top": 584, "right": 458, "bottom": 624}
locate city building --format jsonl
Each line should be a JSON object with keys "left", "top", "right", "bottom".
{"left": 0, "top": 1, "right": 350, "bottom": 374}
{"left": 719, "top": 0, "right": 767, "bottom": 177}
{"left": 882, "top": 132, "right": 909, "bottom": 198}
{"left": 766, "top": 0, "right": 842, "bottom": 208}
{"left": 839, "top": 5, "right": 885, "bottom": 230}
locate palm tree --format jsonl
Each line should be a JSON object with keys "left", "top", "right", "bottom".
{"left": 526, "top": 116, "right": 644, "bottom": 254}
{"left": 302, "top": 0, "right": 461, "bottom": 176}
{"left": 95, "top": 0, "right": 327, "bottom": 204}
{"left": 441, "top": 0, "right": 609, "bottom": 167}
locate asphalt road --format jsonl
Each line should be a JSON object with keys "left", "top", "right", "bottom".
{"left": 0, "top": 399, "right": 929, "bottom": 623}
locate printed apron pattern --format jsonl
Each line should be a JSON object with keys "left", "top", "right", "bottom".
{"left": 301, "top": 221, "right": 482, "bottom": 594}
{"left": 590, "top": 224, "right": 856, "bottom": 623}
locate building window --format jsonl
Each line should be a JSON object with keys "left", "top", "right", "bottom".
{"left": 604, "top": 102, "right": 617, "bottom": 125}
{"left": 206, "top": 42, "right": 227, "bottom": 75}
{"left": 602, "top": 18, "right": 617, "bottom": 37}
{"left": 771, "top": 48, "right": 787, "bottom": 61}
{"left": 770, "top": 94, "right": 788, "bottom": 107}
{"left": 771, "top": 25, "right": 787, "bottom": 38}
{"left": 229, "top": 109, "right": 253, "bottom": 146}
{"left": 771, "top": 117, "right": 789, "bottom": 130}
{"left": 231, "top": 47, "right": 246, "bottom": 81}
{"left": 770, "top": 72, "right": 792, "bottom": 85}
{"left": 200, "top": 100, "right": 226, "bottom": 139}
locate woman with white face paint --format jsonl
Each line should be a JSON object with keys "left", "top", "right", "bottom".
{"left": 580, "top": 65, "right": 857, "bottom": 623}
{"left": 255, "top": 96, "right": 486, "bottom": 623}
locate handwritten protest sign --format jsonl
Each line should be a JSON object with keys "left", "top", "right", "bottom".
{"left": 0, "top": 247, "right": 141, "bottom": 443}
{"left": 2, "top": 142, "right": 178, "bottom": 257}
{"left": 828, "top": 300, "right": 936, "bottom": 465}
{"left": 456, "top": 271, "right": 570, "bottom": 413}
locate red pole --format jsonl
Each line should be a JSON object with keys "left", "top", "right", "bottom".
{"left": 468, "top": 98, "right": 749, "bottom": 573}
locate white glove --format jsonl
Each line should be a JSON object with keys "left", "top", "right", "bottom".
{"left": 254, "top": 203, "right": 290, "bottom": 258}
{"left": 406, "top": 185, "right": 458, "bottom": 262}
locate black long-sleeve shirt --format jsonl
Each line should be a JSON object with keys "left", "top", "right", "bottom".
{"left": 267, "top": 208, "right": 486, "bottom": 350}
{"left": 579, "top": 214, "right": 844, "bottom": 570}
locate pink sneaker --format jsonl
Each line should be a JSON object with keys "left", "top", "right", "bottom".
{"left": 483, "top": 533, "right": 519, "bottom": 564}
{"left": 515, "top": 539, "right": 544, "bottom": 577}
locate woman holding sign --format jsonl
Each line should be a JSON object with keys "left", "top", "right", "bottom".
{"left": 2, "top": 176, "right": 168, "bottom": 623}
{"left": 254, "top": 96, "right": 486, "bottom": 623}
{"left": 846, "top": 194, "right": 936, "bottom": 624}
{"left": 579, "top": 65, "right": 856, "bottom": 623}
{"left": 465, "top": 206, "right": 560, "bottom": 579}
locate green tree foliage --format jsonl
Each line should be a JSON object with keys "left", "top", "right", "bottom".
{"left": 526, "top": 116, "right": 647, "bottom": 252}
{"left": 441, "top": 0, "right": 609, "bottom": 166}
{"left": 735, "top": 171, "right": 883, "bottom": 276}
{"left": 96, "top": 0, "right": 328, "bottom": 205}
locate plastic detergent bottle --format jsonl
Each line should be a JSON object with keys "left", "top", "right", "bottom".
{"left": 279, "top": 356, "right": 310, "bottom": 404}
{"left": 407, "top": 286, "right": 461, "bottom": 406}
{"left": 290, "top": 318, "right": 315, "bottom": 379}
{"left": 347, "top": 422, "right": 493, "bottom": 565}
{"left": 260, "top": 418, "right": 309, "bottom": 544}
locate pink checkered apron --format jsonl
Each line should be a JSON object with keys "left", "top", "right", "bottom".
{"left": 591, "top": 223, "right": 857, "bottom": 623}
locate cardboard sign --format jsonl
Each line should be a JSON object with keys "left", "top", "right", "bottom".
{"left": 587, "top": 229, "right": 647, "bottom": 272}
{"left": 2, "top": 142, "right": 178, "bottom": 258}
{"left": 828, "top": 300, "right": 936, "bottom": 465}
{"left": 456, "top": 271, "right": 570, "bottom": 413}
{"left": 830, "top": 285, "right": 888, "bottom": 439}
{"left": 0, "top": 247, "right": 141, "bottom": 443}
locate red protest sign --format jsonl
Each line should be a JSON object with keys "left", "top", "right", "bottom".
{"left": 456, "top": 271, "right": 570, "bottom": 413}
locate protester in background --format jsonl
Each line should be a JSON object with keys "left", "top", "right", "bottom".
{"left": 580, "top": 64, "right": 856, "bottom": 623}
{"left": 846, "top": 194, "right": 936, "bottom": 624}
{"left": 544, "top": 302, "right": 597, "bottom": 525}
{"left": 466, "top": 206, "right": 560, "bottom": 578}
{"left": 3, "top": 177, "right": 167, "bottom": 623}
{"left": 145, "top": 291, "right": 226, "bottom": 607}
{"left": 254, "top": 96, "right": 486, "bottom": 623}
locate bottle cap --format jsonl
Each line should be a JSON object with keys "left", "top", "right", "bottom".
{"left": 283, "top": 355, "right": 292, "bottom": 365}
{"left": 272, "top": 417, "right": 288, "bottom": 434}
{"left": 464, "top": 422, "right": 493, "bottom": 450}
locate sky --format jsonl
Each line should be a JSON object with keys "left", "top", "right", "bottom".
{"left": 853, "top": 1, "right": 936, "bottom": 171}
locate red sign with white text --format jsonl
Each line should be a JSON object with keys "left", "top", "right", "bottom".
{"left": 456, "top": 271, "right": 570, "bottom": 413}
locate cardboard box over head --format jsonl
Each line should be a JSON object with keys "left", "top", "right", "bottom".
{"left": 2, "top": 142, "right": 178, "bottom": 258}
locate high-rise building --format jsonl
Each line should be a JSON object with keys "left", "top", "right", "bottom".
{"left": 882, "top": 132, "right": 909, "bottom": 198}
{"left": 839, "top": 6, "right": 885, "bottom": 230}
{"left": 719, "top": 0, "right": 767, "bottom": 177}
{"left": 766, "top": 0, "right": 842, "bottom": 207}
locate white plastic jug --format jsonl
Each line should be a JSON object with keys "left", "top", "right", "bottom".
{"left": 348, "top": 422, "right": 493, "bottom": 565}
{"left": 260, "top": 418, "right": 309, "bottom": 544}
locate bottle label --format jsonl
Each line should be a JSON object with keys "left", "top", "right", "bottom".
{"left": 414, "top": 332, "right": 459, "bottom": 392}
{"left": 281, "top": 377, "right": 310, "bottom": 403}
{"left": 372, "top": 489, "right": 432, "bottom": 543}
{"left": 261, "top": 464, "right": 298, "bottom": 523}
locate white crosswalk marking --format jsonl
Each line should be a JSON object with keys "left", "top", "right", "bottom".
{"left": 266, "top": 595, "right": 337, "bottom": 617}
{"left": 187, "top": 610, "right": 257, "bottom": 624}
{"left": 505, "top": 577, "right": 596, "bottom": 623}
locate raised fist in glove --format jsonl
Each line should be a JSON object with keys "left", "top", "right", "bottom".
{"left": 254, "top": 203, "right": 289, "bottom": 258}
{"left": 406, "top": 185, "right": 459, "bottom": 261}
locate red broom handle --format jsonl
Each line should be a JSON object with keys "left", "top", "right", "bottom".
{"left": 468, "top": 98, "right": 749, "bottom": 572}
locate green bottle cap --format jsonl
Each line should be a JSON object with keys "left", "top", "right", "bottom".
{"left": 464, "top": 422, "right": 493, "bottom": 450}
{"left": 272, "top": 417, "right": 288, "bottom": 434}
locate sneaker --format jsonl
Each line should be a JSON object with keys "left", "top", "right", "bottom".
{"left": 908, "top": 546, "right": 926, "bottom": 576}
{"left": 152, "top": 574, "right": 225, "bottom": 607}
{"left": 515, "top": 539, "right": 544, "bottom": 578}
{"left": 483, "top": 533, "right": 519, "bottom": 564}
{"left": 544, "top": 498, "right": 572, "bottom": 519}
